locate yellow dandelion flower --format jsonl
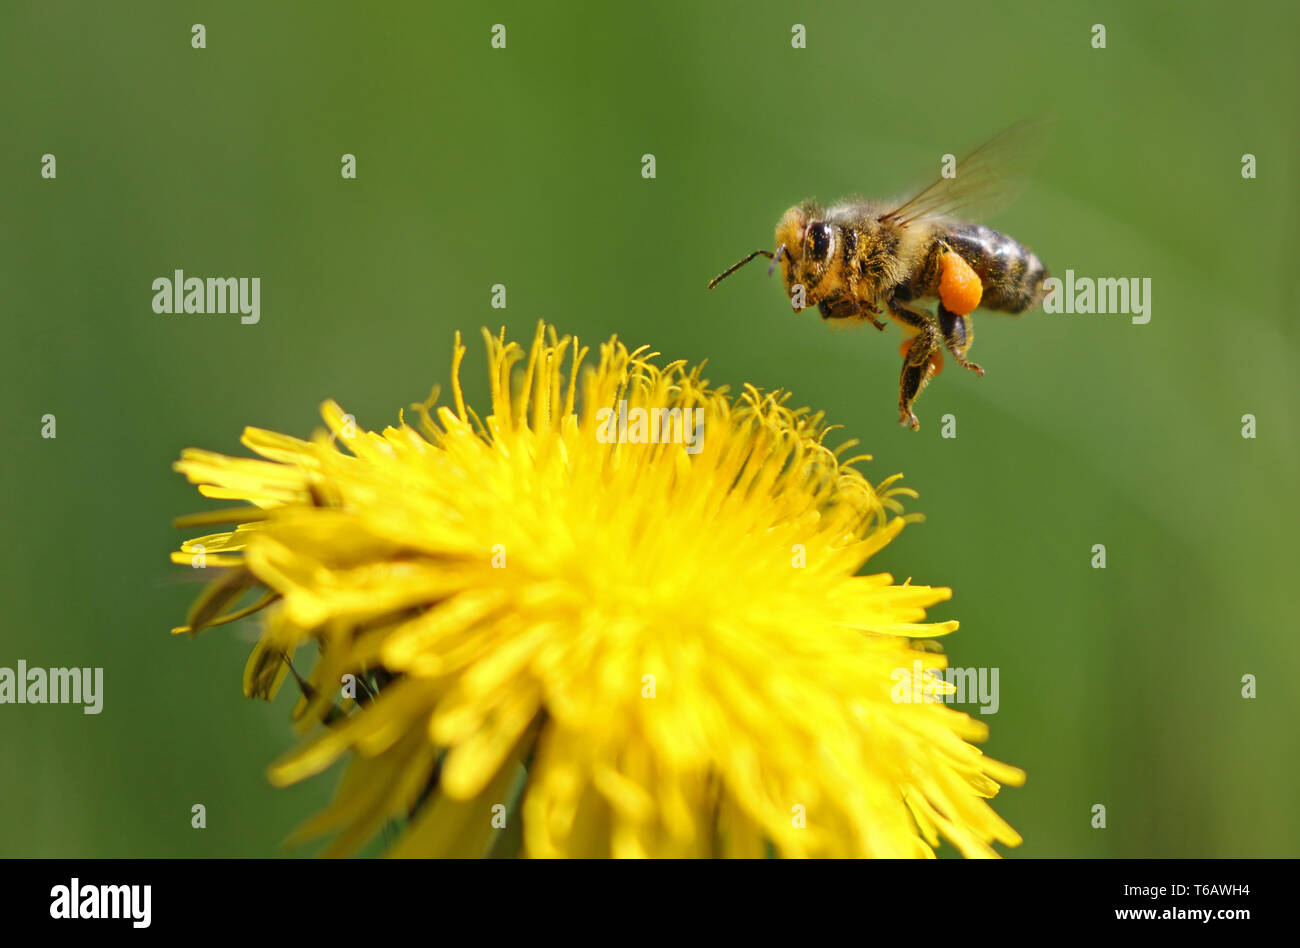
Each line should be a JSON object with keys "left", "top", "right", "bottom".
{"left": 170, "top": 322, "right": 1024, "bottom": 858}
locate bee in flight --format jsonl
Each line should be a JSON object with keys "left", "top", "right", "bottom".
{"left": 708, "top": 121, "right": 1050, "bottom": 429}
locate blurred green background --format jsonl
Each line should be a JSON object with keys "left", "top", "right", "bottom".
{"left": 1, "top": 0, "right": 1296, "bottom": 857}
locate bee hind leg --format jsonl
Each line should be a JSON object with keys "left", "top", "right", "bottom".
{"left": 888, "top": 300, "right": 938, "bottom": 430}
{"left": 937, "top": 304, "right": 984, "bottom": 376}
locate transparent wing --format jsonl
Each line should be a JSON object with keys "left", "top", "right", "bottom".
{"left": 880, "top": 117, "right": 1052, "bottom": 226}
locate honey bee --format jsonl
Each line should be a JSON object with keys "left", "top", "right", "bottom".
{"left": 708, "top": 121, "right": 1050, "bottom": 429}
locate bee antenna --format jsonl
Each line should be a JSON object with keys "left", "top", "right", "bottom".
{"left": 767, "top": 243, "right": 788, "bottom": 277}
{"left": 708, "top": 249, "right": 775, "bottom": 289}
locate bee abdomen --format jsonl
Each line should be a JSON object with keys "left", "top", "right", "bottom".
{"left": 944, "top": 223, "right": 1047, "bottom": 314}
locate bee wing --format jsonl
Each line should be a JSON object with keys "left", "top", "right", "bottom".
{"left": 880, "top": 117, "right": 1052, "bottom": 227}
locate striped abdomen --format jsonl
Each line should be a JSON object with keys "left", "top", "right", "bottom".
{"left": 942, "top": 223, "right": 1048, "bottom": 314}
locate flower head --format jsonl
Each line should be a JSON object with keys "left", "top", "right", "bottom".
{"left": 171, "top": 322, "right": 1023, "bottom": 857}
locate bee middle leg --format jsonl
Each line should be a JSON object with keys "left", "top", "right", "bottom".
{"left": 937, "top": 304, "right": 984, "bottom": 376}
{"left": 887, "top": 300, "right": 938, "bottom": 430}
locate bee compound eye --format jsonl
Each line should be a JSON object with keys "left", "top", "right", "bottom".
{"left": 807, "top": 223, "right": 831, "bottom": 261}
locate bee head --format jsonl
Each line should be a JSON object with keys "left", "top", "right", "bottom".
{"left": 706, "top": 202, "right": 832, "bottom": 310}
{"left": 774, "top": 203, "right": 832, "bottom": 311}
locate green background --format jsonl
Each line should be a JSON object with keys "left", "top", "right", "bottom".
{"left": 1, "top": 0, "right": 1295, "bottom": 857}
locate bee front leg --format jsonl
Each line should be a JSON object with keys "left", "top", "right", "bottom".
{"left": 937, "top": 304, "right": 984, "bottom": 376}
{"left": 864, "top": 303, "right": 887, "bottom": 331}
{"left": 818, "top": 297, "right": 887, "bottom": 330}
{"left": 888, "top": 300, "right": 938, "bottom": 430}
